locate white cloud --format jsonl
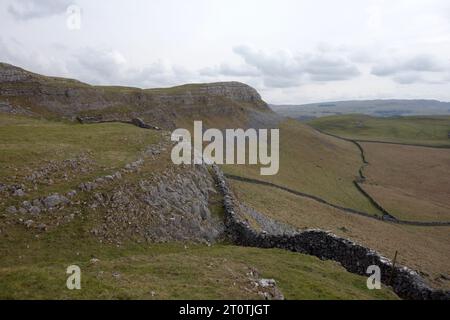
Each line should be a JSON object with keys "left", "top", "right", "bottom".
{"left": 8, "top": 0, "right": 72, "bottom": 20}
{"left": 200, "top": 63, "right": 260, "bottom": 78}
{"left": 68, "top": 48, "right": 200, "bottom": 88}
{"left": 1, "top": 0, "right": 450, "bottom": 103}
{"left": 0, "top": 39, "right": 199, "bottom": 88}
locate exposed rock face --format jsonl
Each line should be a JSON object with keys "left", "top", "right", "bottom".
{"left": 90, "top": 164, "right": 224, "bottom": 244}
{"left": 0, "top": 63, "right": 276, "bottom": 130}
{"left": 0, "top": 63, "right": 33, "bottom": 82}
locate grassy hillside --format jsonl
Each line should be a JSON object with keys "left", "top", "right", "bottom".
{"left": 308, "top": 114, "right": 450, "bottom": 146}
{"left": 0, "top": 222, "right": 397, "bottom": 300}
{"left": 0, "top": 114, "right": 160, "bottom": 201}
{"left": 0, "top": 113, "right": 397, "bottom": 300}
{"left": 223, "top": 119, "right": 382, "bottom": 215}
{"left": 230, "top": 180, "right": 450, "bottom": 290}
{"left": 359, "top": 142, "right": 450, "bottom": 222}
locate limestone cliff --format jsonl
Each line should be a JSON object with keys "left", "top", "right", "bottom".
{"left": 0, "top": 62, "right": 276, "bottom": 129}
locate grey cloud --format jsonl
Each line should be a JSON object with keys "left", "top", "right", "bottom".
{"left": 303, "top": 56, "right": 360, "bottom": 81}
{"left": 74, "top": 48, "right": 126, "bottom": 81}
{"left": 392, "top": 73, "right": 424, "bottom": 85}
{"left": 233, "top": 45, "right": 302, "bottom": 77}
{"left": 372, "top": 54, "right": 444, "bottom": 76}
{"left": 8, "top": 0, "right": 72, "bottom": 20}
{"left": 263, "top": 76, "right": 302, "bottom": 89}
{"left": 371, "top": 54, "right": 449, "bottom": 84}
{"left": 0, "top": 38, "right": 14, "bottom": 62}
{"left": 0, "top": 37, "right": 68, "bottom": 75}
{"left": 69, "top": 47, "right": 198, "bottom": 88}
{"left": 200, "top": 63, "right": 260, "bottom": 77}
{"left": 231, "top": 45, "right": 361, "bottom": 88}
{"left": 0, "top": 39, "right": 197, "bottom": 88}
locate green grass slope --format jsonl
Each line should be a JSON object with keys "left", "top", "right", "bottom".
{"left": 230, "top": 180, "right": 450, "bottom": 290}
{"left": 0, "top": 114, "right": 160, "bottom": 202}
{"left": 223, "top": 119, "right": 382, "bottom": 215}
{"left": 308, "top": 114, "right": 450, "bottom": 146}
{"left": 0, "top": 113, "right": 397, "bottom": 300}
{"left": 0, "top": 222, "right": 397, "bottom": 300}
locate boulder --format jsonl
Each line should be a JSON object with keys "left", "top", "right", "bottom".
{"left": 22, "top": 201, "right": 32, "bottom": 209}
{"left": 13, "top": 189, "right": 25, "bottom": 197}
{"left": 29, "top": 206, "right": 41, "bottom": 215}
{"left": 32, "top": 199, "right": 43, "bottom": 208}
{"left": 258, "top": 279, "right": 277, "bottom": 288}
{"left": 43, "top": 194, "right": 69, "bottom": 208}
{"left": 6, "top": 206, "right": 17, "bottom": 214}
{"left": 66, "top": 190, "right": 77, "bottom": 198}
{"left": 24, "top": 220, "right": 34, "bottom": 228}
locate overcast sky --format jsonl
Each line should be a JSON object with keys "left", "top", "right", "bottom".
{"left": 1, "top": 0, "right": 450, "bottom": 104}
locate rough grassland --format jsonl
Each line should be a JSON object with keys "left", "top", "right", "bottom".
{"left": 0, "top": 114, "right": 160, "bottom": 202}
{"left": 223, "top": 119, "right": 381, "bottom": 215}
{"left": 360, "top": 142, "right": 450, "bottom": 222}
{"left": 0, "top": 114, "right": 158, "bottom": 177}
{"left": 230, "top": 180, "right": 450, "bottom": 290}
{"left": 0, "top": 223, "right": 397, "bottom": 300}
{"left": 0, "top": 114, "right": 397, "bottom": 300}
{"left": 308, "top": 114, "right": 450, "bottom": 146}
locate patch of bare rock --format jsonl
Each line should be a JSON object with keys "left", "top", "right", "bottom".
{"left": 90, "top": 164, "right": 224, "bottom": 244}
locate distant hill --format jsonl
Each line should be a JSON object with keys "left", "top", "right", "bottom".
{"left": 0, "top": 62, "right": 278, "bottom": 130}
{"left": 270, "top": 99, "right": 450, "bottom": 120}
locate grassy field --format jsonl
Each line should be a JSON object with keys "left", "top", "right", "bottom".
{"left": 308, "top": 114, "right": 450, "bottom": 146}
{"left": 0, "top": 114, "right": 160, "bottom": 202}
{"left": 230, "top": 180, "right": 450, "bottom": 290}
{"left": 0, "top": 221, "right": 397, "bottom": 300}
{"left": 360, "top": 142, "right": 450, "bottom": 222}
{"left": 223, "top": 119, "right": 382, "bottom": 215}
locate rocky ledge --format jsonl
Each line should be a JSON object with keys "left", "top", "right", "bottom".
{"left": 0, "top": 63, "right": 274, "bottom": 130}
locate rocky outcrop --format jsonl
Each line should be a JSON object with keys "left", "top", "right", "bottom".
{"left": 2, "top": 135, "right": 224, "bottom": 243}
{"left": 89, "top": 164, "right": 224, "bottom": 244}
{"left": 0, "top": 63, "right": 33, "bottom": 82}
{"left": 211, "top": 165, "right": 450, "bottom": 300}
{"left": 0, "top": 63, "right": 275, "bottom": 130}
{"left": 75, "top": 116, "right": 161, "bottom": 130}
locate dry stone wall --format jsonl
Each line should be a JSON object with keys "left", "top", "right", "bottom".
{"left": 211, "top": 165, "right": 450, "bottom": 300}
